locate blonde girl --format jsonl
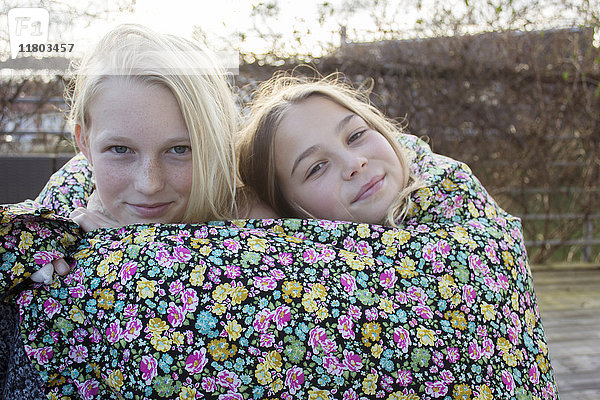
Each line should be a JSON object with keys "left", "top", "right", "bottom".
{"left": 237, "top": 73, "right": 422, "bottom": 226}
{"left": 11, "top": 23, "right": 246, "bottom": 399}
{"left": 68, "top": 24, "right": 241, "bottom": 230}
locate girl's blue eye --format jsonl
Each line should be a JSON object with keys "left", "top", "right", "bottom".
{"left": 348, "top": 129, "right": 366, "bottom": 144}
{"left": 111, "top": 146, "right": 129, "bottom": 154}
{"left": 171, "top": 145, "right": 190, "bottom": 154}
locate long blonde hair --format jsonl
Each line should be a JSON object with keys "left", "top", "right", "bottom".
{"left": 67, "top": 24, "right": 239, "bottom": 222}
{"left": 238, "top": 72, "right": 422, "bottom": 226}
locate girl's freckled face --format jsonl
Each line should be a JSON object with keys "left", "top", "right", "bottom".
{"left": 79, "top": 79, "right": 193, "bottom": 225}
{"left": 274, "top": 96, "right": 405, "bottom": 224}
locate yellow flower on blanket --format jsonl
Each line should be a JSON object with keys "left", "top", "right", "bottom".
{"left": 446, "top": 310, "right": 467, "bottom": 330}
{"left": 265, "top": 350, "right": 282, "bottom": 371}
{"left": 316, "top": 307, "right": 329, "bottom": 320}
{"left": 524, "top": 309, "right": 536, "bottom": 335}
{"left": 107, "top": 250, "right": 123, "bottom": 265}
{"left": 381, "top": 230, "right": 396, "bottom": 246}
{"left": 198, "top": 245, "right": 212, "bottom": 256}
{"left": 357, "top": 224, "right": 370, "bottom": 238}
{"left": 371, "top": 343, "right": 383, "bottom": 359}
{"left": 134, "top": 227, "right": 156, "bottom": 244}
{"left": 190, "top": 237, "right": 209, "bottom": 249}
{"left": 441, "top": 178, "right": 458, "bottom": 192}
{"left": 150, "top": 335, "right": 171, "bottom": 352}
{"left": 475, "top": 384, "right": 493, "bottom": 400}
{"left": 147, "top": 318, "right": 168, "bottom": 335}
{"left": 396, "top": 230, "right": 411, "bottom": 245}
{"left": 213, "top": 283, "right": 232, "bottom": 302}
{"left": 451, "top": 226, "right": 469, "bottom": 244}
{"left": 481, "top": 303, "right": 496, "bottom": 321}
{"left": 255, "top": 362, "right": 273, "bottom": 385}
{"left": 0, "top": 223, "right": 10, "bottom": 236}
{"left": 387, "top": 392, "right": 420, "bottom": 400}
{"left": 136, "top": 278, "right": 158, "bottom": 298}
{"left": 19, "top": 231, "right": 33, "bottom": 249}
{"left": 468, "top": 202, "right": 480, "bottom": 218}
{"left": 362, "top": 322, "right": 381, "bottom": 343}
{"left": 270, "top": 378, "right": 284, "bottom": 394}
{"left": 438, "top": 274, "right": 456, "bottom": 299}
{"left": 283, "top": 281, "right": 302, "bottom": 295}
{"left": 308, "top": 389, "right": 330, "bottom": 400}
{"left": 97, "top": 259, "right": 110, "bottom": 277}
{"left": 511, "top": 292, "right": 519, "bottom": 311}
{"left": 417, "top": 327, "right": 436, "bottom": 346}
{"left": 302, "top": 294, "right": 318, "bottom": 313}
{"left": 362, "top": 373, "right": 378, "bottom": 395}
{"left": 60, "top": 232, "right": 77, "bottom": 247}
{"left": 189, "top": 264, "right": 207, "bottom": 286}
{"left": 224, "top": 320, "right": 242, "bottom": 341}
{"left": 385, "top": 246, "right": 398, "bottom": 257}
{"left": 453, "top": 384, "right": 472, "bottom": 399}
{"left": 537, "top": 354, "right": 550, "bottom": 373}
{"left": 11, "top": 262, "right": 24, "bottom": 277}
{"left": 415, "top": 187, "right": 432, "bottom": 210}
{"left": 172, "top": 331, "right": 184, "bottom": 346}
{"left": 396, "top": 258, "right": 418, "bottom": 279}
{"left": 248, "top": 237, "right": 267, "bottom": 252}
{"left": 74, "top": 248, "right": 93, "bottom": 259}
{"left": 106, "top": 369, "right": 124, "bottom": 390}
{"left": 484, "top": 204, "right": 497, "bottom": 218}
{"left": 347, "top": 257, "right": 366, "bottom": 271}
{"left": 178, "top": 387, "right": 197, "bottom": 400}
{"left": 230, "top": 285, "right": 249, "bottom": 306}
{"left": 379, "top": 298, "right": 395, "bottom": 314}
{"left": 94, "top": 288, "right": 115, "bottom": 310}
{"left": 502, "top": 251, "right": 514, "bottom": 267}
{"left": 212, "top": 302, "right": 227, "bottom": 315}
{"left": 310, "top": 283, "right": 327, "bottom": 300}
{"left": 69, "top": 306, "right": 85, "bottom": 324}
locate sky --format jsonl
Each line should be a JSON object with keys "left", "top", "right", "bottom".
{"left": 69, "top": 0, "right": 375, "bottom": 56}
{"left": 3, "top": 0, "right": 422, "bottom": 61}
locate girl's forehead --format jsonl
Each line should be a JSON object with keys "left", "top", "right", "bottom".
{"left": 283, "top": 96, "right": 355, "bottom": 127}
{"left": 87, "top": 79, "right": 188, "bottom": 142}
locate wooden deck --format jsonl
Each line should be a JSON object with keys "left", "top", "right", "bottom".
{"left": 532, "top": 265, "right": 600, "bottom": 400}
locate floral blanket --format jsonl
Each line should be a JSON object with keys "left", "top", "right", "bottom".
{"left": 0, "top": 136, "right": 558, "bottom": 400}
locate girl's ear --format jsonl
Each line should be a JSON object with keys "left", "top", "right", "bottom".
{"left": 74, "top": 124, "right": 91, "bottom": 164}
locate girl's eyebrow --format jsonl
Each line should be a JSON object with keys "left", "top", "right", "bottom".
{"left": 96, "top": 133, "right": 190, "bottom": 145}
{"left": 336, "top": 114, "right": 356, "bottom": 134}
{"left": 291, "top": 145, "right": 318, "bottom": 176}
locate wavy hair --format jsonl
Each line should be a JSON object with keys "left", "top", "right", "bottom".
{"left": 237, "top": 72, "right": 422, "bottom": 226}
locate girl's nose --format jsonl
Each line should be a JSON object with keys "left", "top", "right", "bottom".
{"left": 342, "top": 153, "right": 368, "bottom": 180}
{"left": 134, "top": 158, "right": 165, "bottom": 195}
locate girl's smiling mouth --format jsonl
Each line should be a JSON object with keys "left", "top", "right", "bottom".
{"left": 352, "top": 175, "right": 385, "bottom": 203}
{"left": 127, "top": 202, "right": 173, "bottom": 218}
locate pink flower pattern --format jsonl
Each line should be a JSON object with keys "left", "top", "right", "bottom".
{"left": 0, "top": 136, "right": 558, "bottom": 399}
